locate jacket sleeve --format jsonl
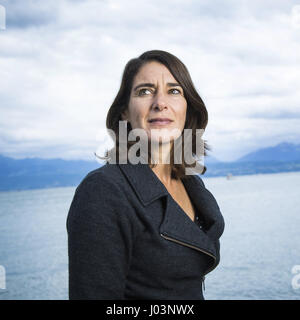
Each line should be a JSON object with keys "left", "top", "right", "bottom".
{"left": 66, "top": 173, "right": 134, "bottom": 300}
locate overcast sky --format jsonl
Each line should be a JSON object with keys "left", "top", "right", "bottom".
{"left": 0, "top": 0, "right": 300, "bottom": 162}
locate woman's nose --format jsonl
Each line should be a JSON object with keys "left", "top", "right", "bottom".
{"left": 152, "top": 91, "right": 168, "bottom": 110}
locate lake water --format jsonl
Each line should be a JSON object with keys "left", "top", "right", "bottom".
{"left": 0, "top": 171, "right": 300, "bottom": 300}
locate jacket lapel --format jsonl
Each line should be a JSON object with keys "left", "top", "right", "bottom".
{"left": 117, "top": 162, "right": 224, "bottom": 258}
{"left": 160, "top": 175, "right": 224, "bottom": 259}
{"left": 118, "top": 162, "right": 168, "bottom": 206}
{"left": 182, "top": 176, "right": 225, "bottom": 241}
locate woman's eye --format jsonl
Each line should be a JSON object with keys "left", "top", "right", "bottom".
{"left": 169, "top": 88, "right": 181, "bottom": 94}
{"left": 138, "top": 88, "right": 152, "bottom": 96}
{"left": 137, "top": 88, "right": 182, "bottom": 96}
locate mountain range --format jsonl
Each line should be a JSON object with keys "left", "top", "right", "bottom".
{"left": 236, "top": 142, "right": 300, "bottom": 162}
{"left": 1, "top": 142, "right": 300, "bottom": 191}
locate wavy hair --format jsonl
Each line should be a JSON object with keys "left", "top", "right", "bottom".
{"left": 96, "top": 50, "right": 210, "bottom": 179}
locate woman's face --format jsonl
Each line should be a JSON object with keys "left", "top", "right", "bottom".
{"left": 122, "top": 61, "right": 187, "bottom": 143}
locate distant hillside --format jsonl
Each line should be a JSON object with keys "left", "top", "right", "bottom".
{"left": 1, "top": 142, "right": 300, "bottom": 191}
{"left": 236, "top": 142, "right": 300, "bottom": 162}
{"left": 0, "top": 155, "right": 101, "bottom": 191}
{"left": 205, "top": 160, "right": 300, "bottom": 177}
{"left": 204, "top": 154, "right": 221, "bottom": 164}
{"left": 204, "top": 142, "right": 300, "bottom": 177}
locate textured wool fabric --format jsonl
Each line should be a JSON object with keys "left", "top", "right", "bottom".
{"left": 67, "top": 162, "right": 225, "bottom": 300}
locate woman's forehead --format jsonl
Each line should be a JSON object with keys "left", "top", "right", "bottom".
{"left": 134, "top": 62, "right": 176, "bottom": 83}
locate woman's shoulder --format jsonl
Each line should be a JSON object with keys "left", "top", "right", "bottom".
{"left": 67, "top": 163, "right": 138, "bottom": 238}
{"left": 67, "top": 163, "right": 134, "bottom": 227}
{"left": 69, "top": 163, "right": 134, "bottom": 213}
{"left": 75, "top": 163, "right": 124, "bottom": 194}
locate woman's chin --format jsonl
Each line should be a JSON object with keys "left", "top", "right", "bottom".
{"left": 149, "top": 128, "right": 181, "bottom": 143}
{"left": 149, "top": 135, "right": 175, "bottom": 145}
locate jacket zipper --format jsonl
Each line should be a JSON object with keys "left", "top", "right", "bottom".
{"left": 160, "top": 233, "right": 217, "bottom": 291}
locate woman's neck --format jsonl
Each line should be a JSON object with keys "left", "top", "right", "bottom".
{"left": 149, "top": 139, "right": 179, "bottom": 186}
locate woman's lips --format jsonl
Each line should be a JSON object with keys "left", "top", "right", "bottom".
{"left": 148, "top": 119, "right": 173, "bottom": 126}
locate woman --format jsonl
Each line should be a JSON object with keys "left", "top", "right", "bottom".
{"left": 67, "top": 50, "right": 225, "bottom": 300}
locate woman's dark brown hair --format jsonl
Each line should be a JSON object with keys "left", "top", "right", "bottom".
{"left": 96, "top": 49, "right": 210, "bottom": 179}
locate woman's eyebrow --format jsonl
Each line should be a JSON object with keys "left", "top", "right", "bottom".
{"left": 166, "top": 82, "right": 181, "bottom": 88}
{"left": 133, "top": 82, "right": 182, "bottom": 91}
{"left": 133, "top": 83, "right": 155, "bottom": 91}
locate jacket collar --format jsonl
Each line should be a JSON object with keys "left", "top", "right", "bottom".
{"left": 118, "top": 162, "right": 169, "bottom": 206}
{"left": 118, "top": 162, "right": 224, "bottom": 257}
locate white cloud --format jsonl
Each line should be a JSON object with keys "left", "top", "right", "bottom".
{"left": 0, "top": 0, "right": 299, "bottom": 161}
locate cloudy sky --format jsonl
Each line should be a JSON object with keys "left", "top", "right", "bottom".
{"left": 0, "top": 0, "right": 300, "bottom": 162}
